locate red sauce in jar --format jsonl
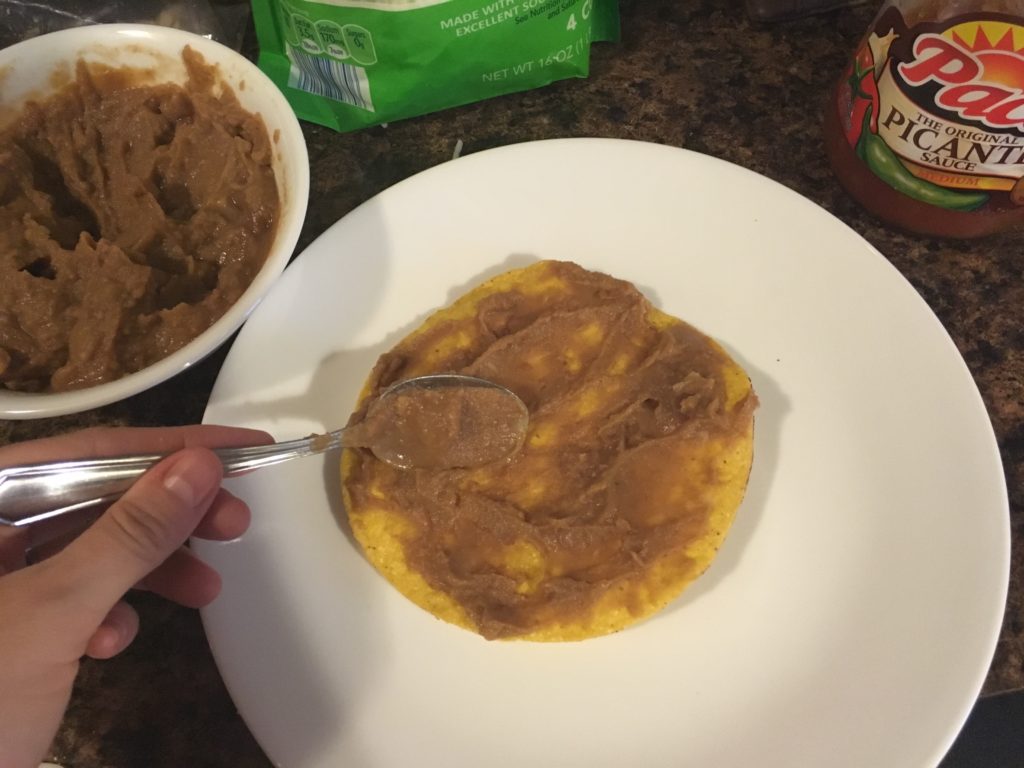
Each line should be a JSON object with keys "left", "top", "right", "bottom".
{"left": 824, "top": 3, "right": 1024, "bottom": 238}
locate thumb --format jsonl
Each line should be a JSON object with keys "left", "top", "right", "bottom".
{"left": 52, "top": 447, "right": 224, "bottom": 617}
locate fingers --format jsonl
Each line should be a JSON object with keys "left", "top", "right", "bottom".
{"left": 0, "top": 424, "right": 273, "bottom": 467}
{"left": 21, "top": 508, "right": 102, "bottom": 565}
{"left": 126, "top": 486, "right": 251, "bottom": 608}
{"left": 51, "top": 447, "right": 224, "bottom": 618}
{"left": 193, "top": 489, "right": 251, "bottom": 541}
{"left": 137, "top": 547, "right": 222, "bottom": 608}
{"left": 20, "top": 488, "right": 248, "bottom": 567}
{"left": 4, "top": 483, "right": 249, "bottom": 622}
{"left": 85, "top": 601, "right": 139, "bottom": 659}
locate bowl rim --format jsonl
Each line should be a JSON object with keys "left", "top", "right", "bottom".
{"left": 0, "top": 23, "right": 310, "bottom": 419}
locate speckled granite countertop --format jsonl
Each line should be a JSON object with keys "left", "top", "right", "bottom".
{"left": 1, "top": 1, "right": 1020, "bottom": 765}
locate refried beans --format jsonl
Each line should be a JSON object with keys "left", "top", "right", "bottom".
{"left": 0, "top": 47, "right": 279, "bottom": 392}
{"left": 345, "top": 261, "right": 758, "bottom": 639}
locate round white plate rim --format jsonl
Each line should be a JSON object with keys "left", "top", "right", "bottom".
{"left": 196, "top": 138, "right": 1009, "bottom": 768}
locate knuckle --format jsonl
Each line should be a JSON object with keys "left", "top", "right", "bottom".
{"left": 106, "top": 496, "right": 173, "bottom": 562}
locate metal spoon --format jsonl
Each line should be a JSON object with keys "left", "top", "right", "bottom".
{"left": 0, "top": 374, "right": 529, "bottom": 528}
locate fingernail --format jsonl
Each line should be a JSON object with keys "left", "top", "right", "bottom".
{"left": 163, "top": 459, "right": 197, "bottom": 507}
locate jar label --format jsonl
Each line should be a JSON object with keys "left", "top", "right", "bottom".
{"left": 837, "top": 9, "right": 1024, "bottom": 210}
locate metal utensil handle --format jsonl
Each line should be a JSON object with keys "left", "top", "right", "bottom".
{"left": 0, "top": 433, "right": 342, "bottom": 528}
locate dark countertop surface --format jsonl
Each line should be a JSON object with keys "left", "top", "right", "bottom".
{"left": 0, "top": 1, "right": 1020, "bottom": 765}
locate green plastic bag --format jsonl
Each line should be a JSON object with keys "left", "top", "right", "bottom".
{"left": 250, "top": 0, "right": 619, "bottom": 131}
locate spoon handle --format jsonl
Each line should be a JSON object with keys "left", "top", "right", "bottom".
{"left": 0, "top": 431, "right": 346, "bottom": 528}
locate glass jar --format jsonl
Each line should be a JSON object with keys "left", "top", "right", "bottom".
{"left": 824, "top": 0, "right": 1024, "bottom": 237}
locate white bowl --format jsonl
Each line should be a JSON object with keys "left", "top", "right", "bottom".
{"left": 0, "top": 24, "right": 309, "bottom": 419}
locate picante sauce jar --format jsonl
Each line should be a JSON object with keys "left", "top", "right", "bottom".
{"left": 824, "top": 0, "right": 1024, "bottom": 237}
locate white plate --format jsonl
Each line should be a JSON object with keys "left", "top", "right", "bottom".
{"left": 196, "top": 139, "right": 1009, "bottom": 768}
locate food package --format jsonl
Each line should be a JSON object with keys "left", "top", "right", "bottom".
{"left": 250, "top": 0, "right": 620, "bottom": 131}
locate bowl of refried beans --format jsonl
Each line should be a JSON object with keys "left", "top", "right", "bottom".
{"left": 0, "top": 24, "right": 309, "bottom": 418}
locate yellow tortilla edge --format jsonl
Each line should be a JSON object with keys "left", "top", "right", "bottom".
{"left": 340, "top": 261, "right": 756, "bottom": 641}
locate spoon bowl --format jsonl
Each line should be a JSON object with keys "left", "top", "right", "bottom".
{"left": 353, "top": 374, "right": 530, "bottom": 469}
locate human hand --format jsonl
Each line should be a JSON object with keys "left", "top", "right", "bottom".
{"left": 0, "top": 425, "right": 271, "bottom": 768}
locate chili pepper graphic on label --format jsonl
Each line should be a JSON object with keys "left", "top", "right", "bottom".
{"left": 855, "top": 106, "right": 989, "bottom": 212}
{"left": 840, "top": 42, "right": 880, "bottom": 145}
